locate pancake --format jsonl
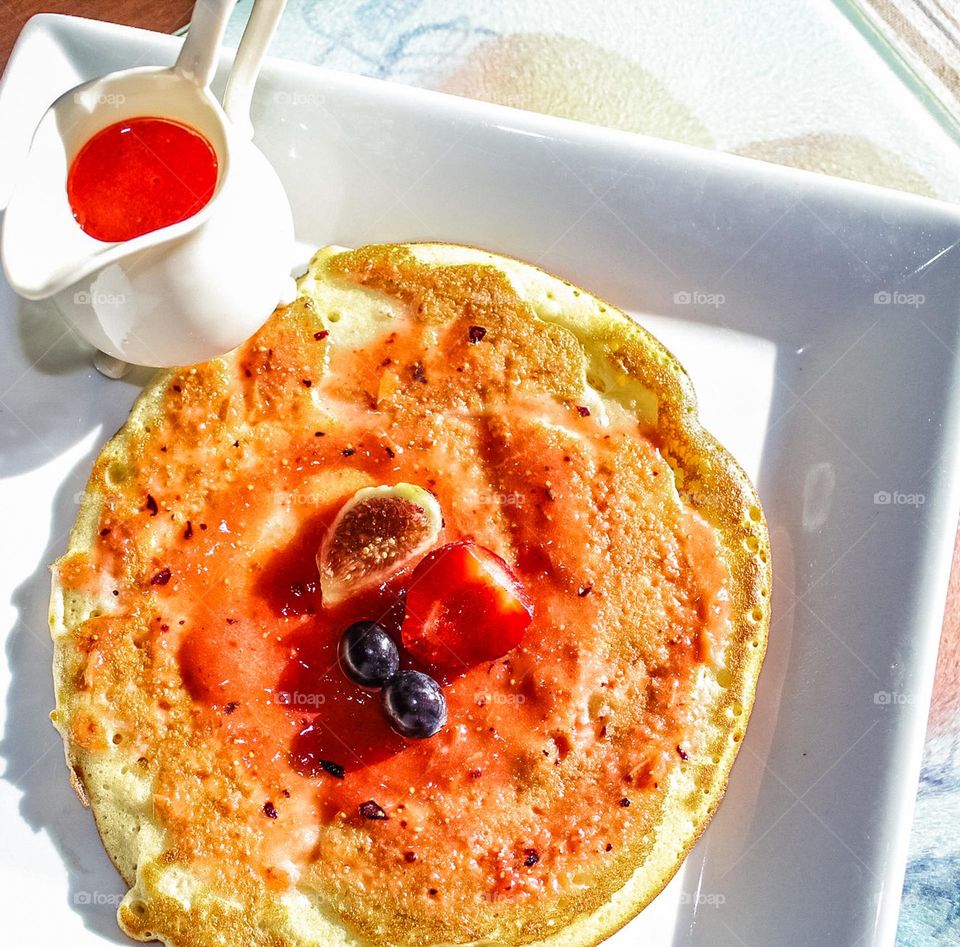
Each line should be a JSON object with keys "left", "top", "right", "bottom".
{"left": 49, "top": 243, "right": 770, "bottom": 947}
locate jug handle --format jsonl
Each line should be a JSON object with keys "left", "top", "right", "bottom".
{"left": 222, "top": 0, "right": 288, "bottom": 140}
{"left": 175, "top": 0, "right": 238, "bottom": 89}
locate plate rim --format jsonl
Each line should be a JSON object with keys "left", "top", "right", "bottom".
{"left": 2, "top": 13, "right": 959, "bottom": 947}
{"left": 3, "top": 12, "right": 960, "bottom": 229}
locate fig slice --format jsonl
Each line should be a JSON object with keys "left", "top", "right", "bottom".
{"left": 317, "top": 483, "right": 442, "bottom": 606}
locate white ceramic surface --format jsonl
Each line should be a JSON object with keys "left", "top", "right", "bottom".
{"left": 2, "top": 14, "right": 960, "bottom": 947}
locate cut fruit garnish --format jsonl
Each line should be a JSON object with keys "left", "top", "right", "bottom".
{"left": 317, "top": 484, "right": 442, "bottom": 606}
{"left": 401, "top": 540, "right": 534, "bottom": 671}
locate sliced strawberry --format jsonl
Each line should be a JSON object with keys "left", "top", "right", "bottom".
{"left": 401, "top": 540, "right": 534, "bottom": 671}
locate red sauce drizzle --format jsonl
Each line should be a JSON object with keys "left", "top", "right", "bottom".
{"left": 67, "top": 117, "right": 218, "bottom": 242}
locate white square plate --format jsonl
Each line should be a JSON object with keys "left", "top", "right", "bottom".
{"left": 3, "top": 15, "right": 960, "bottom": 947}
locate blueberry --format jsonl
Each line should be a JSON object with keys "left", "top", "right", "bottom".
{"left": 382, "top": 670, "right": 447, "bottom": 739}
{"left": 338, "top": 621, "right": 399, "bottom": 688}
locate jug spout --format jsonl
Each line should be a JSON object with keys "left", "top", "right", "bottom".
{"left": 1, "top": 66, "right": 231, "bottom": 300}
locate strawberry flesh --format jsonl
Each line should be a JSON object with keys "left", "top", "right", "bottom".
{"left": 401, "top": 541, "right": 534, "bottom": 671}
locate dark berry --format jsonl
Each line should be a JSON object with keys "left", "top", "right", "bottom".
{"left": 382, "top": 670, "right": 447, "bottom": 739}
{"left": 338, "top": 621, "right": 399, "bottom": 688}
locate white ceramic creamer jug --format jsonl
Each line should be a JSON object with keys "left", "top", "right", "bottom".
{"left": 1, "top": 0, "right": 293, "bottom": 370}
